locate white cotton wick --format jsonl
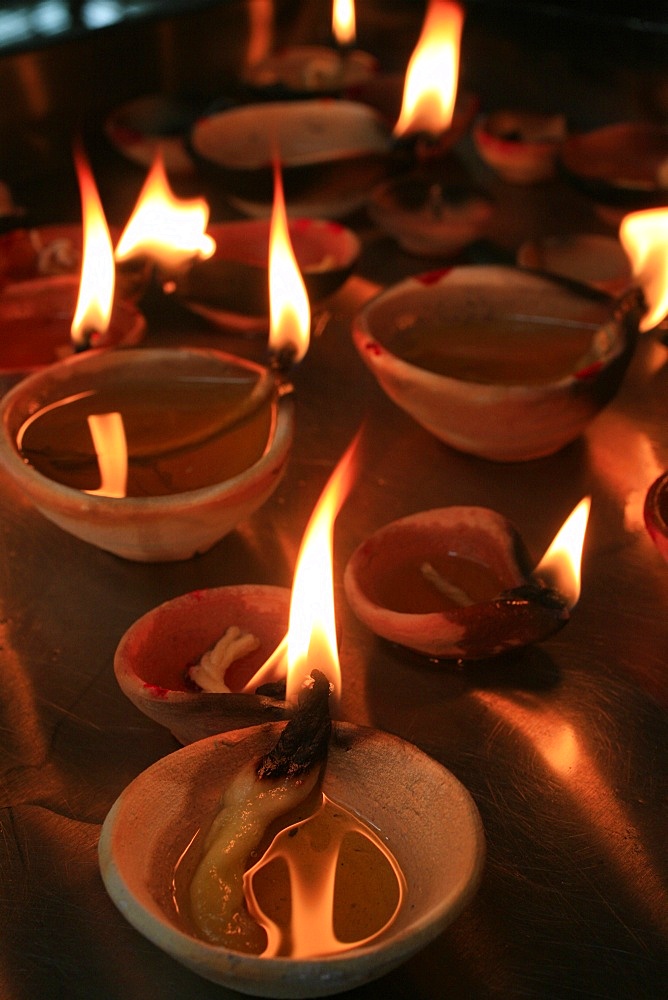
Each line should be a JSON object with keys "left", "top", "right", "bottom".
{"left": 420, "top": 561, "right": 475, "bottom": 607}
{"left": 188, "top": 626, "right": 260, "bottom": 693}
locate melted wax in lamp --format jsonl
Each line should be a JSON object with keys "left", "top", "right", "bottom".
{"left": 176, "top": 438, "right": 407, "bottom": 958}
{"left": 17, "top": 372, "right": 274, "bottom": 496}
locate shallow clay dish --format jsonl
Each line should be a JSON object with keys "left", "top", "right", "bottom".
{"left": 174, "top": 218, "right": 359, "bottom": 331}
{"left": 114, "top": 585, "right": 291, "bottom": 743}
{"left": 517, "top": 233, "right": 632, "bottom": 296}
{"left": 352, "top": 264, "right": 639, "bottom": 462}
{"left": 344, "top": 506, "right": 570, "bottom": 659}
{"left": 644, "top": 471, "right": 668, "bottom": 565}
{"left": 99, "top": 721, "right": 485, "bottom": 998}
{"left": 0, "top": 347, "right": 294, "bottom": 561}
{"left": 105, "top": 94, "right": 197, "bottom": 174}
{"left": 473, "top": 110, "right": 566, "bottom": 184}
{"left": 190, "top": 100, "right": 391, "bottom": 217}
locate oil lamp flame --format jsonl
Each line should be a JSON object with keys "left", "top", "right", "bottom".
{"left": 85, "top": 412, "right": 128, "bottom": 498}
{"left": 244, "top": 793, "right": 405, "bottom": 958}
{"left": 114, "top": 150, "right": 215, "bottom": 272}
{"left": 268, "top": 162, "right": 311, "bottom": 364}
{"left": 534, "top": 497, "right": 591, "bottom": 610}
{"left": 285, "top": 436, "right": 358, "bottom": 707}
{"left": 71, "top": 146, "right": 115, "bottom": 347}
{"left": 393, "top": 0, "right": 464, "bottom": 139}
{"left": 332, "top": 0, "right": 356, "bottom": 47}
{"left": 618, "top": 207, "right": 668, "bottom": 332}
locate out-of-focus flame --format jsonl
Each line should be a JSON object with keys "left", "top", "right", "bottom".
{"left": 244, "top": 793, "right": 405, "bottom": 958}
{"left": 71, "top": 145, "right": 115, "bottom": 347}
{"left": 114, "top": 150, "right": 215, "bottom": 272}
{"left": 285, "top": 435, "right": 358, "bottom": 706}
{"left": 268, "top": 162, "right": 311, "bottom": 363}
{"left": 393, "top": 0, "right": 464, "bottom": 139}
{"left": 619, "top": 207, "right": 668, "bottom": 332}
{"left": 332, "top": 0, "right": 356, "bottom": 47}
{"left": 534, "top": 497, "right": 591, "bottom": 610}
{"left": 85, "top": 412, "right": 128, "bottom": 498}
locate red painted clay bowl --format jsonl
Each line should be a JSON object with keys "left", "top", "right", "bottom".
{"left": 114, "top": 585, "right": 292, "bottom": 743}
{"left": 352, "top": 265, "right": 639, "bottom": 461}
{"left": 473, "top": 110, "right": 566, "bottom": 184}
{"left": 99, "top": 721, "right": 485, "bottom": 997}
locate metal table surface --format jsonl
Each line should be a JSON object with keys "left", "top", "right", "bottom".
{"left": 0, "top": 6, "right": 667, "bottom": 1000}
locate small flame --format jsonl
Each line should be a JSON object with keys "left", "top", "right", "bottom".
{"left": 332, "top": 0, "right": 356, "bottom": 47}
{"left": 285, "top": 435, "right": 359, "bottom": 707}
{"left": 393, "top": 0, "right": 464, "bottom": 139}
{"left": 244, "top": 793, "right": 405, "bottom": 959}
{"left": 268, "top": 162, "right": 311, "bottom": 363}
{"left": 619, "top": 207, "right": 668, "bottom": 332}
{"left": 84, "top": 412, "right": 128, "bottom": 498}
{"left": 534, "top": 497, "right": 591, "bottom": 610}
{"left": 114, "top": 150, "right": 215, "bottom": 272}
{"left": 71, "top": 145, "right": 115, "bottom": 347}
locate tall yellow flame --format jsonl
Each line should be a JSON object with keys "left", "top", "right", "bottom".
{"left": 619, "top": 207, "right": 668, "bottom": 332}
{"left": 332, "top": 0, "right": 356, "bottom": 47}
{"left": 71, "top": 145, "right": 115, "bottom": 346}
{"left": 267, "top": 161, "right": 311, "bottom": 363}
{"left": 534, "top": 497, "right": 591, "bottom": 610}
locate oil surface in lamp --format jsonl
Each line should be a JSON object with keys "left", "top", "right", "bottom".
{"left": 17, "top": 372, "right": 273, "bottom": 496}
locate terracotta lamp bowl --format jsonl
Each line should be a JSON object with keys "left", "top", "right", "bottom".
{"left": 517, "top": 234, "right": 632, "bottom": 296}
{"left": 173, "top": 218, "right": 359, "bottom": 331}
{"left": 644, "top": 472, "right": 668, "bottom": 565}
{"left": 114, "top": 585, "right": 292, "bottom": 743}
{"left": 353, "top": 264, "right": 639, "bottom": 462}
{"left": 0, "top": 274, "right": 144, "bottom": 394}
{"left": 473, "top": 110, "right": 567, "bottom": 184}
{"left": 189, "top": 100, "right": 391, "bottom": 218}
{"left": 0, "top": 347, "right": 294, "bottom": 561}
{"left": 344, "top": 506, "right": 570, "bottom": 660}
{"left": 98, "top": 721, "right": 485, "bottom": 998}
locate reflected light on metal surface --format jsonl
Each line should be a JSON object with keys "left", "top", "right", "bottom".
{"left": 475, "top": 690, "right": 668, "bottom": 934}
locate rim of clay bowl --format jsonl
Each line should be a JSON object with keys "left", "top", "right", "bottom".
{"left": 644, "top": 471, "right": 668, "bottom": 562}
{"left": 98, "top": 720, "right": 485, "bottom": 998}
{"left": 114, "top": 584, "right": 292, "bottom": 742}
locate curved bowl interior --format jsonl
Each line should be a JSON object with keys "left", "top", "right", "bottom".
{"left": 473, "top": 111, "right": 566, "bottom": 183}
{"left": 644, "top": 471, "right": 668, "bottom": 564}
{"left": 352, "top": 265, "right": 635, "bottom": 461}
{"left": 114, "top": 584, "right": 291, "bottom": 742}
{"left": 517, "top": 234, "right": 632, "bottom": 295}
{"left": 98, "top": 721, "right": 485, "bottom": 998}
{"left": 0, "top": 347, "right": 294, "bottom": 561}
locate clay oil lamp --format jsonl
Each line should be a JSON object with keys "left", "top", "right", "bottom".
{"left": 188, "top": 98, "right": 391, "bottom": 219}
{"left": 472, "top": 110, "right": 567, "bottom": 185}
{"left": 0, "top": 168, "right": 311, "bottom": 562}
{"left": 560, "top": 122, "right": 668, "bottom": 224}
{"left": 369, "top": 0, "right": 485, "bottom": 256}
{"left": 243, "top": 0, "right": 378, "bottom": 99}
{"left": 644, "top": 473, "right": 668, "bottom": 565}
{"left": 517, "top": 233, "right": 632, "bottom": 296}
{"left": 344, "top": 500, "right": 590, "bottom": 660}
{"left": 104, "top": 94, "right": 197, "bottom": 175}
{"left": 0, "top": 149, "right": 144, "bottom": 395}
{"left": 99, "top": 439, "right": 485, "bottom": 997}
{"left": 353, "top": 264, "right": 642, "bottom": 461}
{"left": 172, "top": 216, "right": 359, "bottom": 333}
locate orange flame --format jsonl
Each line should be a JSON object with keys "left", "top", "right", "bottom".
{"left": 393, "top": 0, "right": 464, "bottom": 138}
{"left": 285, "top": 435, "right": 359, "bottom": 706}
{"left": 71, "top": 145, "right": 115, "bottom": 347}
{"left": 619, "top": 207, "right": 668, "bottom": 332}
{"left": 534, "top": 497, "right": 591, "bottom": 610}
{"left": 114, "top": 150, "right": 215, "bottom": 272}
{"left": 268, "top": 162, "right": 311, "bottom": 363}
{"left": 332, "top": 0, "right": 356, "bottom": 47}
{"left": 84, "top": 412, "right": 128, "bottom": 498}
{"left": 244, "top": 793, "right": 405, "bottom": 958}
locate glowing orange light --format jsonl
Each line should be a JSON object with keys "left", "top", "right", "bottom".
{"left": 84, "top": 412, "right": 128, "bottom": 498}
{"left": 114, "top": 150, "right": 215, "bottom": 272}
{"left": 244, "top": 793, "right": 405, "bottom": 958}
{"left": 71, "top": 145, "right": 115, "bottom": 347}
{"left": 534, "top": 497, "right": 591, "bottom": 610}
{"left": 285, "top": 435, "right": 359, "bottom": 706}
{"left": 267, "top": 162, "right": 311, "bottom": 363}
{"left": 619, "top": 207, "right": 668, "bottom": 332}
{"left": 332, "top": 0, "right": 356, "bottom": 47}
{"left": 393, "top": 0, "right": 464, "bottom": 139}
